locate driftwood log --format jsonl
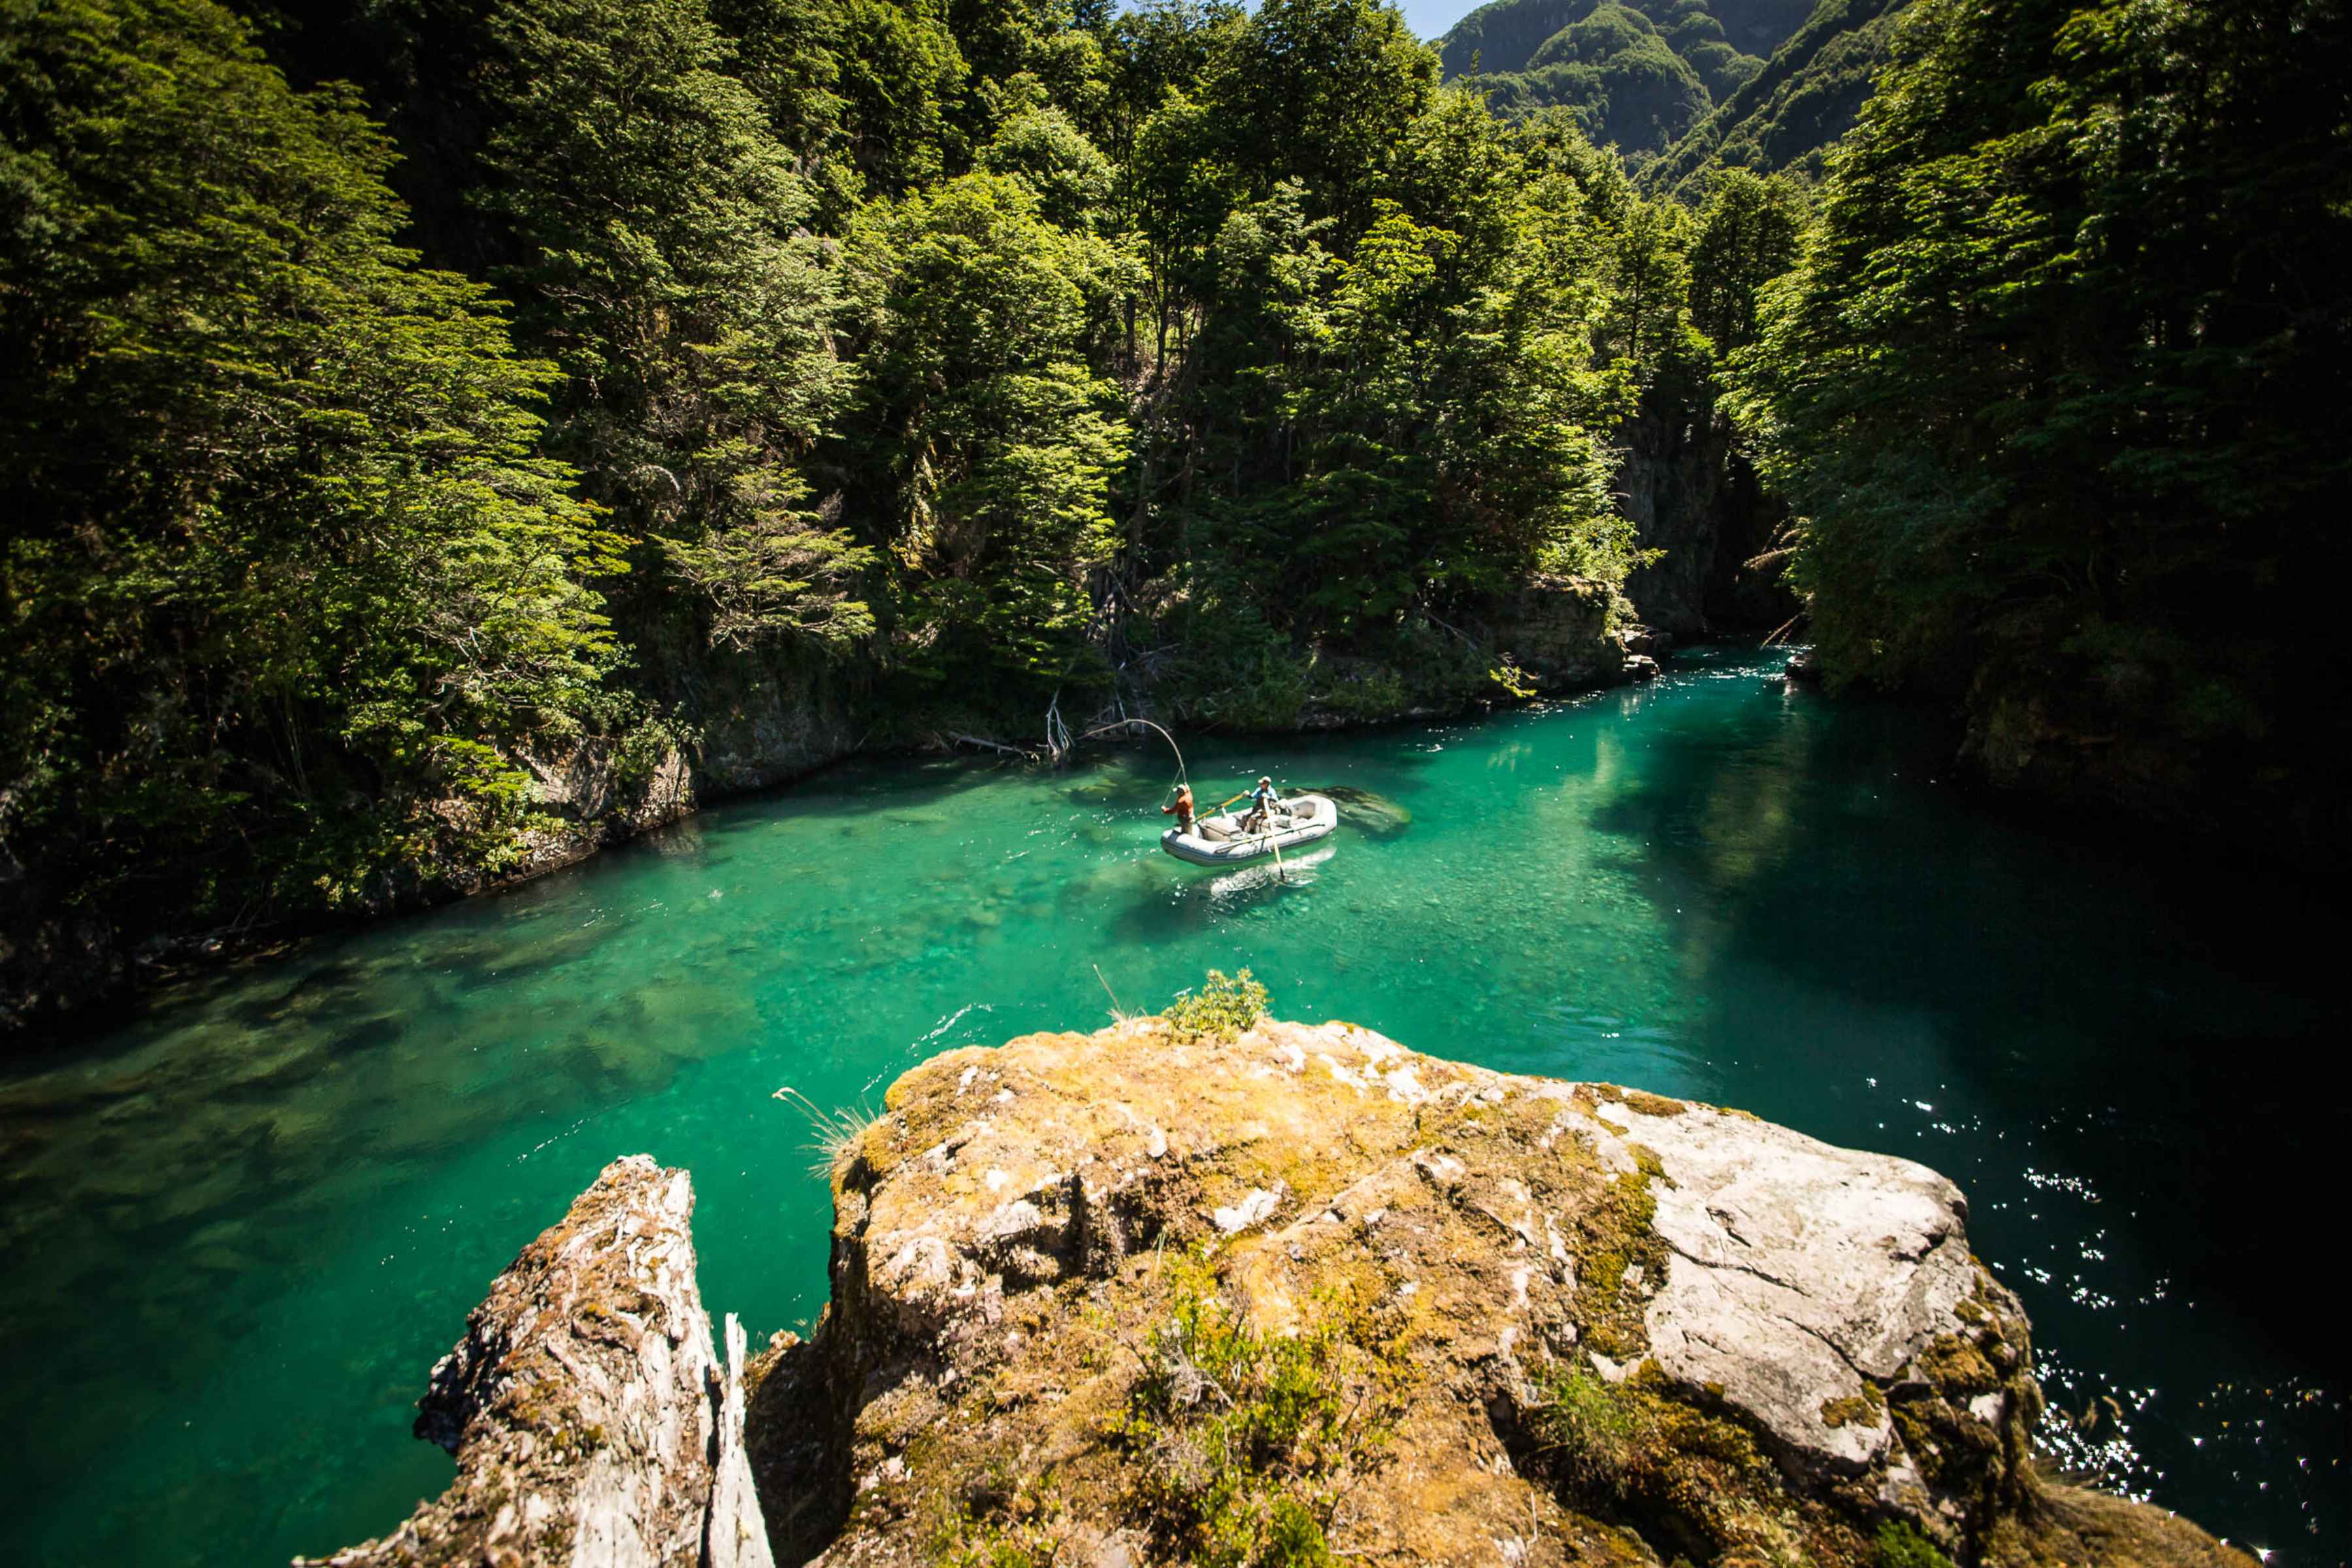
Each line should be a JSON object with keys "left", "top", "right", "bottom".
{"left": 297, "top": 1155, "right": 773, "bottom": 1568}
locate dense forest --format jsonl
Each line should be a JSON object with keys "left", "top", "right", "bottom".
{"left": 3, "top": 0, "right": 2347, "bottom": 1026}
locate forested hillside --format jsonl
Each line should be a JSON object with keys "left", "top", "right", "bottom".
{"left": 2, "top": 0, "right": 1797, "bottom": 1023}
{"left": 1636, "top": 0, "right": 1910, "bottom": 196}
{"left": 1438, "top": 0, "right": 1815, "bottom": 159}
{"left": 1729, "top": 0, "right": 2352, "bottom": 847}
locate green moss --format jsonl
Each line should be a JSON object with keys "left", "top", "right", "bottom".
{"left": 1525, "top": 1355, "right": 1801, "bottom": 1562}
{"left": 1914, "top": 1334, "right": 2000, "bottom": 1397}
{"left": 1820, "top": 1386, "right": 1884, "bottom": 1428}
{"left": 1110, "top": 1247, "right": 1405, "bottom": 1568}
{"left": 1873, "top": 1520, "right": 1954, "bottom": 1568}
{"left": 1566, "top": 1144, "right": 1670, "bottom": 1358}
{"left": 926, "top": 1480, "right": 1070, "bottom": 1568}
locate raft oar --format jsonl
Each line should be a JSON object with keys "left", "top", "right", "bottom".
{"left": 1220, "top": 787, "right": 1293, "bottom": 881}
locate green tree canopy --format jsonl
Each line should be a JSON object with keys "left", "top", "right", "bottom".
{"left": 0, "top": 0, "right": 617, "bottom": 919}
{"left": 1731, "top": 0, "right": 2352, "bottom": 783}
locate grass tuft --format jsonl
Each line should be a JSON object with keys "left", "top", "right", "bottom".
{"left": 771, "top": 1086, "right": 883, "bottom": 1182}
{"left": 1111, "top": 1246, "right": 1404, "bottom": 1568}
{"left": 1874, "top": 1520, "right": 1954, "bottom": 1568}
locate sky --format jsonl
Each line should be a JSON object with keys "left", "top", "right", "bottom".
{"left": 1399, "top": 0, "right": 1481, "bottom": 37}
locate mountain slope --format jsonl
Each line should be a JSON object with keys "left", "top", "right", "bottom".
{"left": 1439, "top": 0, "right": 1814, "bottom": 159}
{"left": 1639, "top": 0, "right": 1912, "bottom": 197}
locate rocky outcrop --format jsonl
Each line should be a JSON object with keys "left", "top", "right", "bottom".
{"left": 506, "top": 639, "right": 869, "bottom": 885}
{"left": 1489, "top": 574, "right": 1637, "bottom": 693}
{"left": 1618, "top": 404, "right": 1796, "bottom": 639}
{"left": 301, "top": 1154, "right": 771, "bottom": 1568}
{"left": 326, "top": 1022, "right": 2251, "bottom": 1567}
{"left": 742, "top": 1019, "right": 2250, "bottom": 1568}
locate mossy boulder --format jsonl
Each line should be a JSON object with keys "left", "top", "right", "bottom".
{"left": 747, "top": 1019, "right": 2250, "bottom": 1568}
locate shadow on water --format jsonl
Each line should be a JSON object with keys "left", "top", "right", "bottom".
{"left": 1578, "top": 658, "right": 2350, "bottom": 1547}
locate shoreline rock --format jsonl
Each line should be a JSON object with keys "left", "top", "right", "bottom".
{"left": 743, "top": 1019, "right": 2249, "bottom": 1568}
{"left": 320, "top": 1021, "right": 2253, "bottom": 1567}
{"left": 299, "top": 1154, "right": 771, "bottom": 1568}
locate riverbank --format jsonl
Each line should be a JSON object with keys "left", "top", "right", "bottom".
{"left": 0, "top": 581, "right": 1661, "bottom": 1044}
{"left": 310, "top": 1017, "right": 2253, "bottom": 1567}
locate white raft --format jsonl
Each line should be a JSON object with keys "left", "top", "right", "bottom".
{"left": 1160, "top": 794, "right": 1336, "bottom": 866}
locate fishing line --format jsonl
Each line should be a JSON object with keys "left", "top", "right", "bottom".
{"left": 1076, "top": 715, "right": 1190, "bottom": 795}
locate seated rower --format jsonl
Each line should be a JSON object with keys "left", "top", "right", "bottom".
{"left": 1242, "top": 775, "right": 1280, "bottom": 832}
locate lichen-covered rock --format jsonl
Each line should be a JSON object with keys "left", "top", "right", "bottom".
{"left": 1489, "top": 575, "right": 1636, "bottom": 693}
{"left": 301, "top": 1155, "right": 772, "bottom": 1568}
{"left": 749, "top": 1019, "right": 2249, "bottom": 1568}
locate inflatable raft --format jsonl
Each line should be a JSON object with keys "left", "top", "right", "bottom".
{"left": 1161, "top": 793, "right": 1336, "bottom": 866}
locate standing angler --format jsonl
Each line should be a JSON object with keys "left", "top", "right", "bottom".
{"left": 1162, "top": 782, "right": 1196, "bottom": 835}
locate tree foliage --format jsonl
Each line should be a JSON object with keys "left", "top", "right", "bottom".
{"left": 0, "top": 0, "right": 616, "bottom": 924}
{"left": 27, "top": 0, "right": 2330, "bottom": 984}
{"left": 1730, "top": 0, "right": 2352, "bottom": 789}
{"left": 474, "top": 0, "right": 874, "bottom": 653}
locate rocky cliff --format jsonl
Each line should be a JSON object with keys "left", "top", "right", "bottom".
{"left": 1618, "top": 405, "right": 1795, "bottom": 640}
{"left": 301, "top": 1154, "right": 773, "bottom": 1568}
{"left": 324, "top": 1019, "right": 2250, "bottom": 1567}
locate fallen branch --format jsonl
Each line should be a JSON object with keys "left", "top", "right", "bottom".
{"left": 948, "top": 732, "right": 1041, "bottom": 761}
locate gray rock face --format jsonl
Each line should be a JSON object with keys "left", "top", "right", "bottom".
{"left": 1618, "top": 404, "right": 1796, "bottom": 638}
{"left": 743, "top": 1021, "right": 2088, "bottom": 1567}
{"left": 1592, "top": 1094, "right": 1987, "bottom": 1476}
{"left": 299, "top": 1155, "right": 772, "bottom": 1568}
{"left": 1488, "top": 574, "right": 1634, "bottom": 691}
{"left": 509, "top": 641, "right": 866, "bottom": 885}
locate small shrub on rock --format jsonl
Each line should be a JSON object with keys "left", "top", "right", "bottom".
{"left": 1162, "top": 970, "right": 1270, "bottom": 1043}
{"left": 1529, "top": 1360, "right": 1640, "bottom": 1494}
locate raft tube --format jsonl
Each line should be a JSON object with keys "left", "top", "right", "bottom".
{"left": 1160, "top": 794, "right": 1337, "bottom": 866}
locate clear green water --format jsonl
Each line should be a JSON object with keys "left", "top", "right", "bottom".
{"left": 1, "top": 645, "right": 2343, "bottom": 1565}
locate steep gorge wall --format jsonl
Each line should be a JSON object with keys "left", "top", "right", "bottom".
{"left": 1617, "top": 404, "right": 1795, "bottom": 640}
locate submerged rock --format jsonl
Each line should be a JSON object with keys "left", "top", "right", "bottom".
{"left": 300, "top": 1155, "right": 771, "bottom": 1568}
{"left": 1306, "top": 785, "right": 1414, "bottom": 837}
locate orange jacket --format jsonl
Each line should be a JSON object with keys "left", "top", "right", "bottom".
{"left": 1162, "top": 785, "right": 1195, "bottom": 817}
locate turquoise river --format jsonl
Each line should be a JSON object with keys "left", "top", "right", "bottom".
{"left": 0, "top": 646, "right": 2343, "bottom": 1565}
